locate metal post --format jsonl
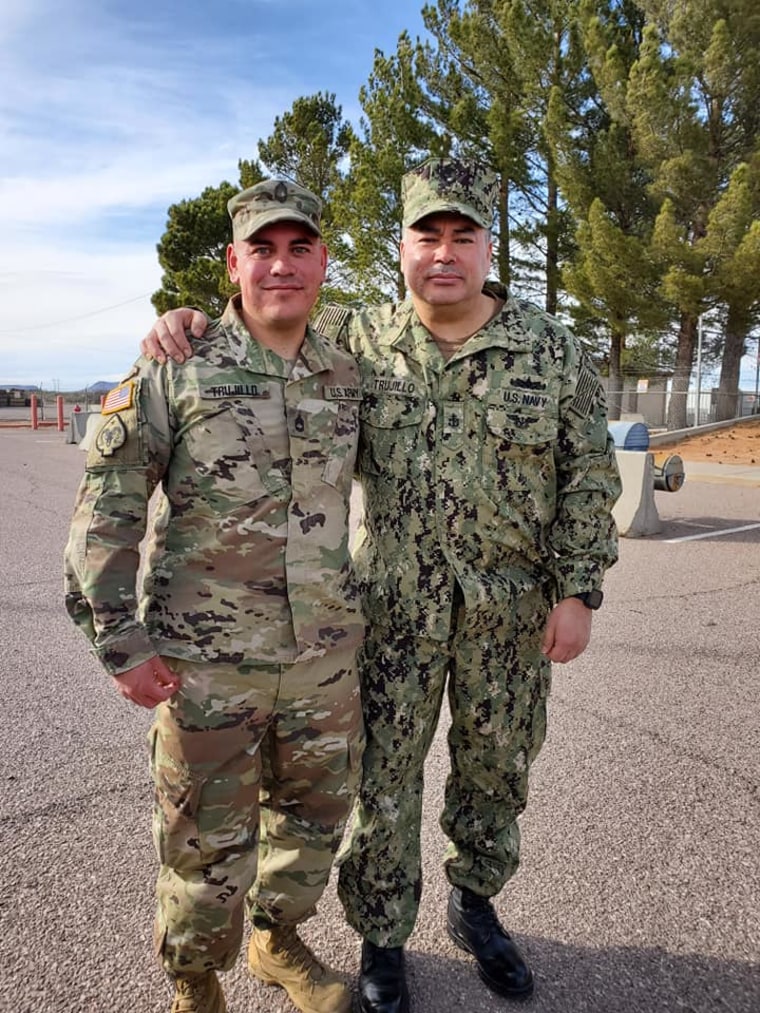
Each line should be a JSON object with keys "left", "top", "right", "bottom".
{"left": 695, "top": 315, "right": 703, "bottom": 426}
{"left": 30, "top": 394, "right": 39, "bottom": 430}
{"left": 56, "top": 395, "right": 64, "bottom": 431}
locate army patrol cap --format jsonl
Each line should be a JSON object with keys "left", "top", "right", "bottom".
{"left": 401, "top": 156, "right": 499, "bottom": 230}
{"left": 228, "top": 179, "right": 323, "bottom": 242}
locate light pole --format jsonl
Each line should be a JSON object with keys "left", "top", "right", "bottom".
{"left": 695, "top": 315, "right": 704, "bottom": 426}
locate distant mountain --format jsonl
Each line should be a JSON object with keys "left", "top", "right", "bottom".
{"left": 1, "top": 380, "right": 116, "bottom": 396}
{"left": 62, "top": 381, "right": 114, "bottom": 396}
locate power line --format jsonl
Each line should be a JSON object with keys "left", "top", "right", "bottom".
{"left": 0, "top": 293, "right": 153, "bottom": 334}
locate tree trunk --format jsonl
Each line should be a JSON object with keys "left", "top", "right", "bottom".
{"left": 545, "top": 171, "right": 559, "bottom": 316}
{"left": 497, "top": 175, "right": 510, "bottom": 288}
{"left": 666, "top": 312, "right": 697, "bottom": 430}
{"left": 607, "top": 331, "right": 623, "bottom": 421}
{"left": 396, "top": 263, "right": 406, "bottom": 302}
{"left": 715, "top": 305, "right": 746, "bottom": 421}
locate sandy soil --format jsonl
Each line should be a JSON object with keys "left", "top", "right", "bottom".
{"left": 654, "top": 417, "right": 760, "bottom": 465}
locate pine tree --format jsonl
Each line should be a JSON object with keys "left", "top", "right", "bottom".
{"left": 628, "top": 1, "right": 760, "bottom": 427}
{"left": 331, "top": 33, "right": 441, "bottom": 303}
{"left": 546, "top": 0, "right": 664, "bottom": 418}
{"left": 151, "top": 178, "right": 257, "bottom": 317}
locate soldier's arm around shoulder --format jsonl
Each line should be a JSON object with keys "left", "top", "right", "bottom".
{"left": 63, "top": 357, "right": 173, "bottom": 675}
{"left": 549, "top": 333, "right": 622, "bottom": 596}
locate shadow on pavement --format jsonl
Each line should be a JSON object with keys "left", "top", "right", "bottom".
{"left": 408, "top": 940, "right": 758, "bottom": 1012}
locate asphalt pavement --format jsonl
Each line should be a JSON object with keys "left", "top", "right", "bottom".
{"left": 1, "top": 429, "right": 758, "bottom": 1013}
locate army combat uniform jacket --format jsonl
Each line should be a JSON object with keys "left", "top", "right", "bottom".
{"left": 317, "top": 282, "right": 621, "bottom": 639}
{"left": 64, "top": 298, "right": 364, "bottom": 675}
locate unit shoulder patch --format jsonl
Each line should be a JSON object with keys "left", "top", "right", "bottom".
{"left": 94, "top": 414, "right": 128, "bottom": 457}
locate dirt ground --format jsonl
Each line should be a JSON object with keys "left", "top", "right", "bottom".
{"left": 653, "top": 417, "right": 760, "bottom": 465}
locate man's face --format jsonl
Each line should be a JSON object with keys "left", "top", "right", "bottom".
{"left": 400, "top": 212, "right": 493, "bottom": 309}
{"left": 227, "top": 222, "right": 327, "bottom": 330}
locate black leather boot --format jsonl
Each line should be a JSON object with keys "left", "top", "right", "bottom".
{"left": 358, "top": 940, "right": 410, "bottom": 1013}
{"left": 447, "top": 887, "right": 534, "bottom": 998}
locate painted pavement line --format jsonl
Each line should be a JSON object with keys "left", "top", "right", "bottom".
{"left": 664, "top": 522, "right": 760, "bottom": 543}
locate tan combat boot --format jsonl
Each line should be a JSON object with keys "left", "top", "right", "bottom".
{"left": 248, "top": 924, "right": 351, "bottom": 1013}
{"left": 170, "top": 970, "right": 226, "bottom": 1013}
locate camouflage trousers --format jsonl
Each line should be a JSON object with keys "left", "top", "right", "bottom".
{"left": 337, "top": 586, "right": 551, "bottom": 947}
{"left": 150, "top": 649, "right": 364, "bottom": 975}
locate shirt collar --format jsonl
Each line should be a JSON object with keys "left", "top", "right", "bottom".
{"left": 221, "top": 296, "right": 334, "bottom": 377}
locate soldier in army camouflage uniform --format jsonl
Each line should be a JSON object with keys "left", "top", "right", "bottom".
{"left": 64, "top": 180, "right": 365, "bottom": 1013}
{"left": 142, "top": 157, "right": 622, "bottom": 1013}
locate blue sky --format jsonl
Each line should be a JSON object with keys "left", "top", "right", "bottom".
{"left": 0, "top": 0, "right": 429, "bottom": 389}
{"left": 1, "top": 1, "right": 757, "bottom": 392}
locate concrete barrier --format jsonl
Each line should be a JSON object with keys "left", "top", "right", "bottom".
{"left": 613, "top": 449, "right": 663, "bottom": 537}
{"left": 79, "top": 413, "right": 105, "bottom": 452}
{"left": 609, "top": 422, "right": 686, "bottom": 537}
{"left": 67, "top": 411, "right": 93, "bottom": 444}
{"left": 66, "top": 410, "right": 104, "bottom": 449}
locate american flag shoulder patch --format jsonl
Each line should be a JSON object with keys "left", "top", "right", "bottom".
{"left": 568, "top": 361, "right": 598, "bottom": 419}
{"left": 101, "top": 381, "right": 135, "bottom": 415}
{"left": 313, "top": 304, "right": 352, "bottom": 337}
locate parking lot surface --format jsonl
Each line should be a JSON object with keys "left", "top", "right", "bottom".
{"left": 1, "top": 429, "right": 757, "bottom": 1013}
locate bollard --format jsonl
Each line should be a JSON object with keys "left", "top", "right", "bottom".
{"left": 30, "top": 394, "right": 39, "bottom": 430}
{"left": 56, "top": 395, "right": 65, "bottom": 432}
{"left": 652, "top": 453, "right": 685, "bottom": 493}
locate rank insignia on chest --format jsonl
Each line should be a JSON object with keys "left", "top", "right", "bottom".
{"left": 101, "top": 381, "right": 134, "bottom": 415}
{"left": 95, "top": 414, "right": 128, "bottom": 456}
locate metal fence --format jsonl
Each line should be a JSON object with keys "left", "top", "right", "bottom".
{"left": 605, "top": 383, "right": 759, "bottom": 430}
{"left": 2, "top": 389, "right": 758, "bottom": 432}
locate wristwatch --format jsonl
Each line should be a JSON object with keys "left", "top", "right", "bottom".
{"left": 571, "top": 590, "right": 604, "bottom": 610}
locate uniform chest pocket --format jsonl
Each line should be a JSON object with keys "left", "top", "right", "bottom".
{"left": 358, "top": 396, "right": 425, "bottom": 478}
{"left": 481, "top": 407, "right": 558, "bottom": 492}
{"left": 288, "top": 398, "right": 359, "bottom": 491}
{"left": 180, "top": 403, "right": 287, "bottom": 508}
{"left": 288, "top": 399, "right": 337, "bottom": 444}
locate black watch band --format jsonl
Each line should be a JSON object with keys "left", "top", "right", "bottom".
{"left": 572, "top": 590, "right": 604, "bottom": 610}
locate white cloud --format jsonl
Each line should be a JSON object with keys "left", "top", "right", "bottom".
{"left": 0, "top": 1, "right": 311, "bottom": 386}
{"left": 0, "top": 0, "right": 430, "bottom": 387}
{"left": 0, "top": 238, "right": 161, "bottom": 388}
